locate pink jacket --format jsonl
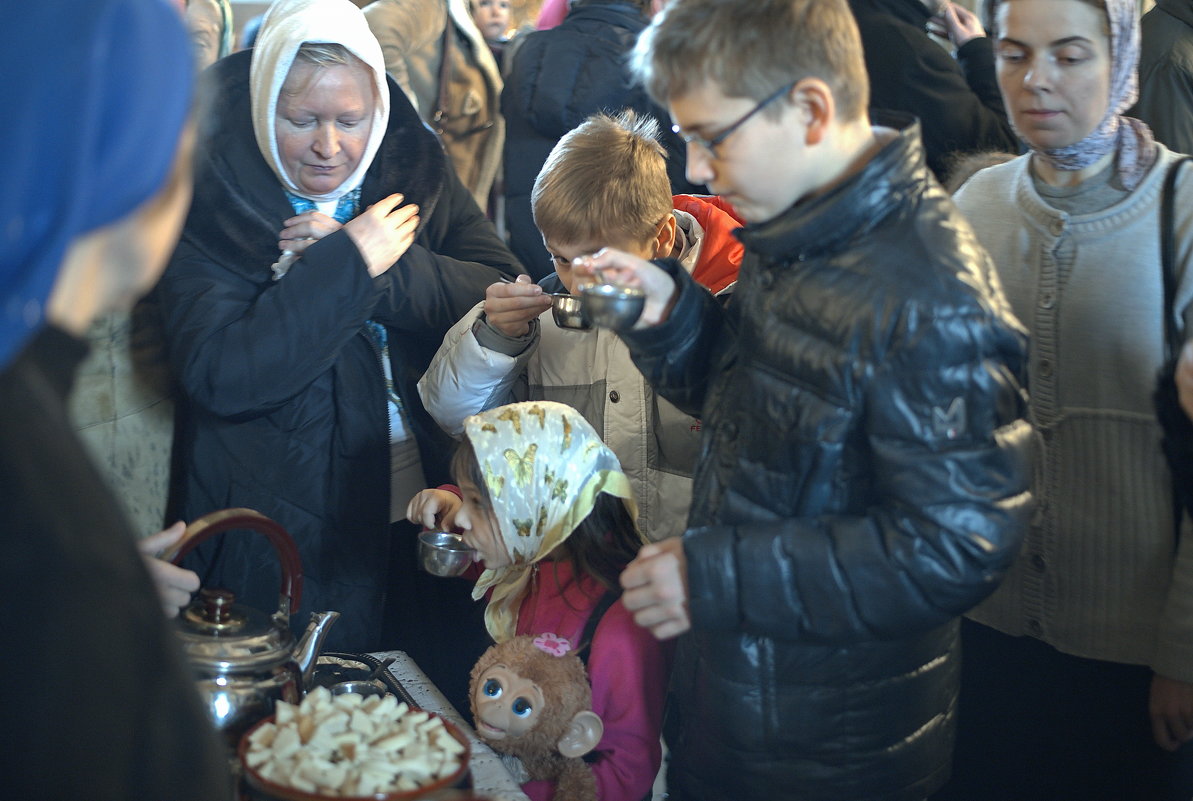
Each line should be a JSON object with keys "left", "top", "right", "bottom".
{"left": 515, "top": 560, "right": 672, "bottom": 801}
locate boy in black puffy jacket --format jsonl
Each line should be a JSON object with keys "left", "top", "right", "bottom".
{"left": 575, "top": 0, "right": 1034, "bottom": 798}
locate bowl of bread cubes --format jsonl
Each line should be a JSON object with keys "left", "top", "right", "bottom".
{"left": 239, "top": 686, "right": 469, "bottom": 800}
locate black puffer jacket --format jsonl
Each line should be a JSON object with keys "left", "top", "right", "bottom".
{"left": 157, "top": 51, "right": 519, "bottom": 651}
{"left": 500, "top": 0, "right": 701, "bottom": 280}
{"left": 622, "top": 118, "right": 1032, "bottom": 800}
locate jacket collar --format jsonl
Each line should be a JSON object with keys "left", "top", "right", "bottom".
{"left": 182, "top": 50, "right": 447, "bottom": 279}
{"left": 567, "top": 0, "right": 648, "bottom": 27}
{"left": 1156, "top": 0, "right": 1193, "bottom": 27}
{"left": 736, "top": 112, "right": 929, "bottom": 263}
{"left": 848, "top": 0, "right": 932, "bottom": 27}
{"left": 565, "top": 0, "right": 644, "bottom": 21}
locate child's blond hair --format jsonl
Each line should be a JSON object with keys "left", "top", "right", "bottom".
{"left": 632, "top": 0, "right": 869, "bottom": 124}
{"left": 531, "top": 110, "right": 673, "bottom": 250}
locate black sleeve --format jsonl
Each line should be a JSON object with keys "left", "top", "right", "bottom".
{"left": 864, "top": 25, "right": 1020, "bottom": 178}
{"left": 619, "top": 259, "right": 729, "bottom": 417}
{"left": 684, "top": 300, "right": 1032, "bottom": 642}
{"left": 370, "top": 160, "right": 522, "bottom": 333}
{"left": 159, "top": 230, "right": 383, "bottom": 419}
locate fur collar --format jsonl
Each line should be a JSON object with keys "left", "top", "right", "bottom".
{"left": 182, "top": 50, "right": 446, "bottom": 280}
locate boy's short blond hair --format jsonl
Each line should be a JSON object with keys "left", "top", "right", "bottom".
{"left": 531, "top": 110, "right": 673, "bottom": 250}
{"left": 633, "top": 0, "right": 869, "bottom": 124}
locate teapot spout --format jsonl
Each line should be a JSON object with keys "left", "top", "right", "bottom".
{"left": 294, "top": 610, "right": 340, "bottom": 691}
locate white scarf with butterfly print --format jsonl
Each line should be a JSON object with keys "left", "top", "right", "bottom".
{"left": 464, "top": 401, "right": 637, "bottom": 642}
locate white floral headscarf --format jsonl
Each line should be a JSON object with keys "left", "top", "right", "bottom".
{"left": 464, "top": 401, "right": 638, "bottom": 642}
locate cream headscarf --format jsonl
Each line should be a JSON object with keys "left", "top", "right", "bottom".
{"left": 249, "top": 0, "right": 389, "bottom": 202}
{"left": 464, "top": 401, "right": 639, "bottom": 643}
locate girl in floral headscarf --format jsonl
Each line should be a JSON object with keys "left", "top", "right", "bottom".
{"left": 407, "top": 401, "right": 670, "bottom": 801}
{"left": 943, "top": 0, "right": 1193, "bottom": 798}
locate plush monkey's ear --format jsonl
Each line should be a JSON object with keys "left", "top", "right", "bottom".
{"left": 556, "top": 710, "right": 604, "bottom": 759}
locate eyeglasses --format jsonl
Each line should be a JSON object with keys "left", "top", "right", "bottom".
{"left": 671, "top": 81, "right": 798, "bottom": 158}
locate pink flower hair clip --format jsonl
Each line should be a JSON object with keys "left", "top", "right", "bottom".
{"left": 532, "top": 633, "right": 573, "bottom": 657}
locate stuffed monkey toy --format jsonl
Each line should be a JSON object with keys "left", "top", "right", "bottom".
{"left": 469, "top": 634, "right": 604, "bottom": 801}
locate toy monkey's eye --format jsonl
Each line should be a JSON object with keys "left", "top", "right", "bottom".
{"left": 512, "top": 697, "right": 533, "bottom": 717}
{"left": 483, "top": 678, "right": 503, "bottom": 698}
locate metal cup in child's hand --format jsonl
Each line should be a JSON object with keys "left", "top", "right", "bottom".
{"left": 578, "top": 282, "right": 646, "bottom": 331}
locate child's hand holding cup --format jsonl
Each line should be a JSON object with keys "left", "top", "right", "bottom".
{"left": 406, "top": 488, "right": 463, "bottom": 531}
{"left": 485, "top": 274, "right": 551, "bottom": 337}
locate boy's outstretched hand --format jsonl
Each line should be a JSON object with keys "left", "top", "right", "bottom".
{"left": 620, "top": 538, "right": 691, "bottom": 639}
{"left": 483, "top": 274, "right": 551, "bottom": 337}
{"left": 573, "top": 249, "right": 679, "bottom": 328}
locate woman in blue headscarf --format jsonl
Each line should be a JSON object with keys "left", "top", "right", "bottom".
{"left": 0, "top": 0, "right": 228, "bottom": 797}
{"left": 941, "top": 0, "right": 1193, "bottom": 798}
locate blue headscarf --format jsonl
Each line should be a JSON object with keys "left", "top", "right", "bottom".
{"left": 0, "top": 0, "right": 194, "bottom": 370}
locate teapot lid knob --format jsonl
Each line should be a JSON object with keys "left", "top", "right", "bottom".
{"left": 184, "top": 587, "right": 245, "bottom": 631}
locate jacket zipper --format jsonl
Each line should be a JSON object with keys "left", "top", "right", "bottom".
{"left": 363, "top": 326, "right": 393, "bottom": 614}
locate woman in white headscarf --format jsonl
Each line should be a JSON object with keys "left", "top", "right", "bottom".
{"left": 944, "top": 0, "right": 1193, "bottom": 798}
{"left": 156, "top": 0, "right": 520, "bottom": 659}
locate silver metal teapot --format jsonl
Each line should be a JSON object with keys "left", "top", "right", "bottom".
{"left": 165, "top": 508, "right": 340, "bottom": 749}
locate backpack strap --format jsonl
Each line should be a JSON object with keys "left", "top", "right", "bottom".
{"left": 1160, "top": 157, "right": 1190, "bottom": 364}
{"left": 1160, "top": 156, "right": 1192, "bottom": 546}
{"left": 571, "top": 588, "right": 654, "bottom": 801}
{"left": 575, "top": 589, "right": 621, "bottom": 669}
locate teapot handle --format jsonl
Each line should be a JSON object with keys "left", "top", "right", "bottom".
{"left": 162, "top": 508, "right": 303, "bottom": 619}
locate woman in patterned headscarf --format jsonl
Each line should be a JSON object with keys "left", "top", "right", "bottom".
{"left": 943, "top": 0, "right": 1193, "bottom": 798}
{"left": 409, "top": 400, "right": 670, "bottom": 801}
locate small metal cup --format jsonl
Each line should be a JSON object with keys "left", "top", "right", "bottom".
{"left": 418, "top": 531, "right": 476, "bottom": 577}
{"left": 579, "top": 283, "right": 646, "bottom": 331}
{"left": 328, "top": 680, "right": 387, "bottom": 699}
{"left": 550, "top": 293, "right": 590, "bottom": 330}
